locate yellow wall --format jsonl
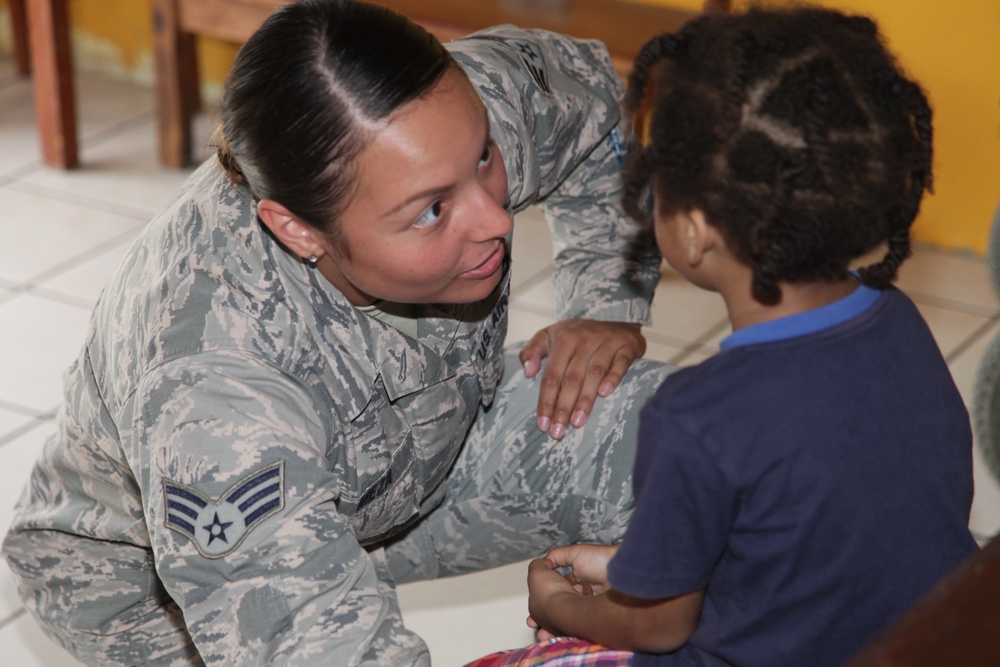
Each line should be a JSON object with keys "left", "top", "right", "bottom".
{"left": 2, "top": 0, "right": 997, "bottom": 253}
{"left": 0, "top": 0, "right": 237, "bottom": 91}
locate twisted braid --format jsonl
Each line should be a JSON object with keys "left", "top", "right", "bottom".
{"left": 748, "top": 162, "right": 795, "bottom": 304}
{"left": 622, "top": 149, "right": 655, "bottom": 226}
{"left": 624, "top": 32, "right": 686, "bottom": 116}
{"left": 622, "top": 30, "right": 688, "bottom": 226}
{"left": 798, "top": 58, "right": 850, "bottom": 195}
{"left": 854, "top": 71, "right": 932, "bottom": 287}
{"left": 720, "top": 30, "right": 755, "bottom": 138}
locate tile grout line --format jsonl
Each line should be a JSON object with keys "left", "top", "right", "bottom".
{"left": 945, "top": 312, "right": 1000, "bottom": 365}
{"left": 0, "top": 226, "right": 141, "bottom": 311}
{"left": 8, "top": 180, "right": 159, "bottom": 223}
{"left": 8, "top": 285, "right": 96, "bottom": 311}
{"left": 661, "top": 319, "right": 730, "bottom": 366}
{"left": 649, "top": 332, "right": 720, "bottom": 356}
{"left": 19, "top": 226, "right": 143, "bottom": 290}
{"left": 0, "top": 399, "right": 51, "bottom": 419}
{"left": 0, "top": 415, "right": 56, "bottom": 449}
{"left": 0, "top": 608, "right": 26, "bottom": 634}
{"left": 77, "top": 111, "right": 157, "bottom": 151}
{"left": 905, "top": 288, "right": 999, "bottom": 319}
{"left": 2, "top": 106, "right": 156, "bottom": 186}
{"left": 0, "top": 159, "right": 45, "bottom": 185}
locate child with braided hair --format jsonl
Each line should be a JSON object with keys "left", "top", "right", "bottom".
{"left": 465, "top": 5, "right": 978, "bottom": 667}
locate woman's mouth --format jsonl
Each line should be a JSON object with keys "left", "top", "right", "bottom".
{"left": 461, "top": 244, "right": 506, "bottom": 279}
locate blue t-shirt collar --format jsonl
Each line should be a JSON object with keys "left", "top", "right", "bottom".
{"left": 720, "top": 283, "right": 881, "bottom": 350}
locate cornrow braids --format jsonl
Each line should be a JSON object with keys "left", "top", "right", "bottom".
{"left": 624, "top": 5, "right": 934, "bottom": 305}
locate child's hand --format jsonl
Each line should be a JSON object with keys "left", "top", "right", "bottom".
{"left": 525, "top": 544, "right": 620, "bottom": 636}
{"left": 526, "top": 557, "right": 579, "bottom": 636}
{"left": 545, "top": 543, "right": 619, "bottom": 595}
{"left": 526, "top": 614, "right": 558, "bottom": 640}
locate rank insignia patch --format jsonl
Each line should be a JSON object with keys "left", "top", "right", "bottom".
{"left": 163, "top": 461, "right": 285, "bottom": 558}
{"left": 510, "top": 39, "right": 551, "bottom": 94}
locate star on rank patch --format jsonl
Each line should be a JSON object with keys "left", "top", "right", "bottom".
{"left": 162, "top": 461, "right": 285, "bottom": 558}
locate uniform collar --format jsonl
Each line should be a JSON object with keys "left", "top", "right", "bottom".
{"left": 290, "top": 261, "right": 463, "bottom": 418}
{"left": 354, "top": 304, "right": 459, "bottom": 403}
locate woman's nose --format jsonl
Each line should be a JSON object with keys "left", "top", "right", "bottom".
{"left": 471, "top": 187, "right": 513, "bottom": 240}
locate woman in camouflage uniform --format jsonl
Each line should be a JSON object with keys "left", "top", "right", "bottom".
{"left": 3, "top": 1, "right": 669, "bottom": 664}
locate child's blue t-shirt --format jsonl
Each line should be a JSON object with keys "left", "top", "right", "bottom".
{"left": 608, "top": 285, "right": 977, "bottom": 667}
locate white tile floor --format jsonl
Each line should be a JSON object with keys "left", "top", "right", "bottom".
{"left": 1, "top": 57, "right": 999, "bottom": 666}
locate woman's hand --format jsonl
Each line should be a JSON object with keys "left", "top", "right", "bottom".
{"left": 519, "top": 320, "right": 646, "bottom": 438}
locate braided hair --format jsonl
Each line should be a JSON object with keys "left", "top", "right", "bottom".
{"left": 623, "top": 6, "right": 933, "bottom": 305}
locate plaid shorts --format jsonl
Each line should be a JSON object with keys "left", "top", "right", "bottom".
{"left": 464, "top": 637, "right": 633, "bottom": 667}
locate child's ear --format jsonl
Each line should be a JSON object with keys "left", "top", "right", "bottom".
{"left": 684, "top": 208, "right": 713, "bottom": 267}
{"left": 256, "top": 199, "right": 325, "bottom": 262}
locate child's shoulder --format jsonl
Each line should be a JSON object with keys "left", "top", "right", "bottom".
{"left": 648, "top": 349, "right": 765, "bottom": 414}
{"left": 647, "top": 287, "right": 904, "bottom": 411}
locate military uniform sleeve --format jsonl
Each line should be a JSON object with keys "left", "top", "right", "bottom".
{"left": 126, "top": 350, "right": 429, "bottom": 666}
{"left": 449, "top": 27, "right": 661, "bottom": 323}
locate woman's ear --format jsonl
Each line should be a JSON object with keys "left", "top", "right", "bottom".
{"left": 256, "top": 199, "right": 325, "bottom": 262}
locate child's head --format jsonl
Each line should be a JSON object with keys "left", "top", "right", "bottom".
{"left": 623, "top": 5, "right": 932, "bottom": 305}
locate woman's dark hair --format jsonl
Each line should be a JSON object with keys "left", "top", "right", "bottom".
{"left": 216, "top": 0, "right": 453, "bottom": 235}
{"left": 623, "top": 5, "right": 933, "bottom": 305}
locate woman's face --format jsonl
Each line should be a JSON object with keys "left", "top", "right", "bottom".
{"left": 317, "top": 67, "right": 511, "bottom": 306}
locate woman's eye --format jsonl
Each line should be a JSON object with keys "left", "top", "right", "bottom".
{"left": 414, "top": 201, "right": 444, "bottom": 228}
{"left": 478, "top": 143, "right": 492, "bottom": 168}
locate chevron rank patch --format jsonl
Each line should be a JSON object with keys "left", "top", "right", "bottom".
{"left": 163, "top": 461, "right": 285, "bottom": 559}
{"left": 510, "top": 39, "right": 551, "bottom": 94}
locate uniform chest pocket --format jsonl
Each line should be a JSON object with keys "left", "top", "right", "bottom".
{"left": 336, "top": 388, "right": 423, "bottom": 545}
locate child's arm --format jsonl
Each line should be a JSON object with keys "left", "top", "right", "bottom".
{"left": 527, "top": 544, "right": 703, "bottom": 654}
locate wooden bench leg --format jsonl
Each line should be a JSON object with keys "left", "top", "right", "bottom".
{"left": 27, "top": 0, "right": 78, "bottom": 169}
{"left": 153, "top": 0, "right": 198, "bottom": 168}
{"left": 10, "top": 0, "right": 31, "bottom": 76}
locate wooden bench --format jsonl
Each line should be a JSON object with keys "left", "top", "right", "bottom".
{"left": 154, "top": 0, "right": 734, "bottom": 167}
{"left": 20, "top": 0, "right": 728, "bottom": 169}
{"left": 153, "top": 0, "right": 731, "bottom": 167}
{"left": 21, "top": 0, "right": 78, "bottom": 167}
{"left": 843, "top": 534, "right": 1000, "bottom": 666}
{"left": 9, "top": 0, "right": 30, "bottom": 75}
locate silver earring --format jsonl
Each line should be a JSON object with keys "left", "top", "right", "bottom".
{"left": 307, "top": 254, "right": 318, "bottom": 267}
